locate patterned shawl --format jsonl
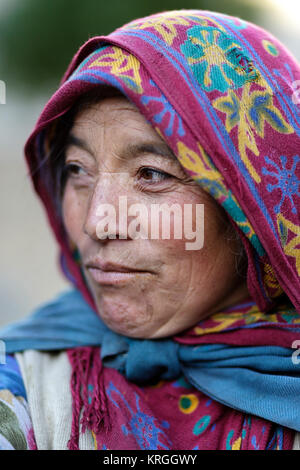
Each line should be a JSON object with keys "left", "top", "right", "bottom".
{"left": 10, "top": 10, "right": 300, "bottom": 449}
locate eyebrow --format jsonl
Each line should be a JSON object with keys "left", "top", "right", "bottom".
{"left": 65, "top": 134, "right": 95, "bottom": 157}
{"left": 65, "top": 133, "right": 178, "bottom": 164}
{"left": 123, "top": 142, "right": 178, "bottom": 163}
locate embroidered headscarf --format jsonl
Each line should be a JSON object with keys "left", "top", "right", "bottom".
{"left": 2, "top": 10, "right": 300, "bottom": 450}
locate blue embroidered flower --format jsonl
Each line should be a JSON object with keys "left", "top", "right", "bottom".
{"left": 107, "top": 381, "right": 171, "bottom": 450}
{"left": 181, "top": 25, "right": 257, "bottom": 92}
{"left": 141, "top": 80, "right": 185, "bottom": 137}
{"left": 262, "top": 154, "right": 300, "bottom": 215}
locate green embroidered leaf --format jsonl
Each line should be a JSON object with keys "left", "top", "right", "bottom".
{"left": 0, "top": 400, "right": 28, "bottom": 450}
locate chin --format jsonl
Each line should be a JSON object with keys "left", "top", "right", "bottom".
{"left": 93, "top": 294, "right": 156, "bottom": 338}
{"left": 109, "top": 324, "right": 151, "bottom": 339}
{"left": 97, "top": 311, "right": 151, "bottom": 338}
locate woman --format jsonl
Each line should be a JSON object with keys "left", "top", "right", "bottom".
{"left": 0, "top": 9, "right": 300, "bottom": 450}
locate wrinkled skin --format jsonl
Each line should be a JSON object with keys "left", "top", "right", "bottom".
{"left": 62, "top": 96, "right": 249, "bottom": 339}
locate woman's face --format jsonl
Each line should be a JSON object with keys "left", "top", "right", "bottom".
{"left": 62, "top": 95, "right": 249, "bottom": 339}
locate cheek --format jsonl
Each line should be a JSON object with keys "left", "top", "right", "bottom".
{"left": 62, "top": 186, "right": 86, "bottom": 244}
{"left": 145, "top": 192, "right": 206, "bottom": 282}
{"left": 153, "top": 194, "right": 234, "bottom": 283}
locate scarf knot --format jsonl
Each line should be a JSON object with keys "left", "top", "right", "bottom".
{"left": 101, "top": 330, "right": 181, "bottom": 383}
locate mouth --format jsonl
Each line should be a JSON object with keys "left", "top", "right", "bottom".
{"left": 85, "top": 259, "right": 153, "bottom": 285}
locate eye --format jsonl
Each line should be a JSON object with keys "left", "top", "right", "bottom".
{"left": 138, "top": 167, "right": 172, "bottom": 184}
{"left": 63, "top": 163, "right": 87, "bottom": 178}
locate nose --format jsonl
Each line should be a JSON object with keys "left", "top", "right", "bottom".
{"left": 83, "top": 172, "right": 129, "bottom": 241}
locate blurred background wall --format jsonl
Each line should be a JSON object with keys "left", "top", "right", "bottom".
{"left": 0, "top": 0, "right": 299, "bottom": 326}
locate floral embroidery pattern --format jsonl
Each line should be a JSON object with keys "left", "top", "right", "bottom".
{"left": 141, "top": 80, "right": 185, "bottom": 137}
{"left": 194, "top": 301, "right": 300, "bottom": 336}
{"left": 176, "top": 140, "right": 264, "bottom": 255}
{"left": 107, "top": 381, "right": 171, "bottom": 450}
{"left": 273, "top": 63, "right": 300, "bottom": 136}
{"left": 88, "top": 47, "right": 143, "bottom": 94}
{"left": 213, "top": 81, "right": 294, "bottom": 182}
{"left": 263, "top": 263, "right": 284, "bottom": 298}
{"left": 0, "top": 389, "right": 34, "bottom": 450}
{"left": 124, "top": 12, "right": 191, "bottom": 45}
{"left": 277, "top": 212, "right": 300, "bottom": 276}
{"left": 181, "top": 25, "right": 258, "bottom": 92}
{"left": 262, "top": 154, "right": 300, "bottom": 214}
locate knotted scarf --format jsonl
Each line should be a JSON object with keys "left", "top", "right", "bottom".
{"left": 0, "top": 288, "right": 299, "bottom": 449}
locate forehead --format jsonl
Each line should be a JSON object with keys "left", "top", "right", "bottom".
{"left": 67, "top": 95, "right": 179, "bottom": 164}
{"left": 73, "top": 95, "right": 150, "bottom": 130}
{"left": 70, "top": 95, "right": 170, "bottom": 148}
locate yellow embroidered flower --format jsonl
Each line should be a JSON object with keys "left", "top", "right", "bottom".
{"left": 89, "top": 47, "right": 143, "bottom": 94}
{"left": 125, "top": 13, "right": 191, "bottom": 46}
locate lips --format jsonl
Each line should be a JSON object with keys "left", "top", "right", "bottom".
{"left": 85, "top": 259, "right": 152, "bottom": 285}
{"left": 85, "top": 259, "right": 148, "bottom": 273}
